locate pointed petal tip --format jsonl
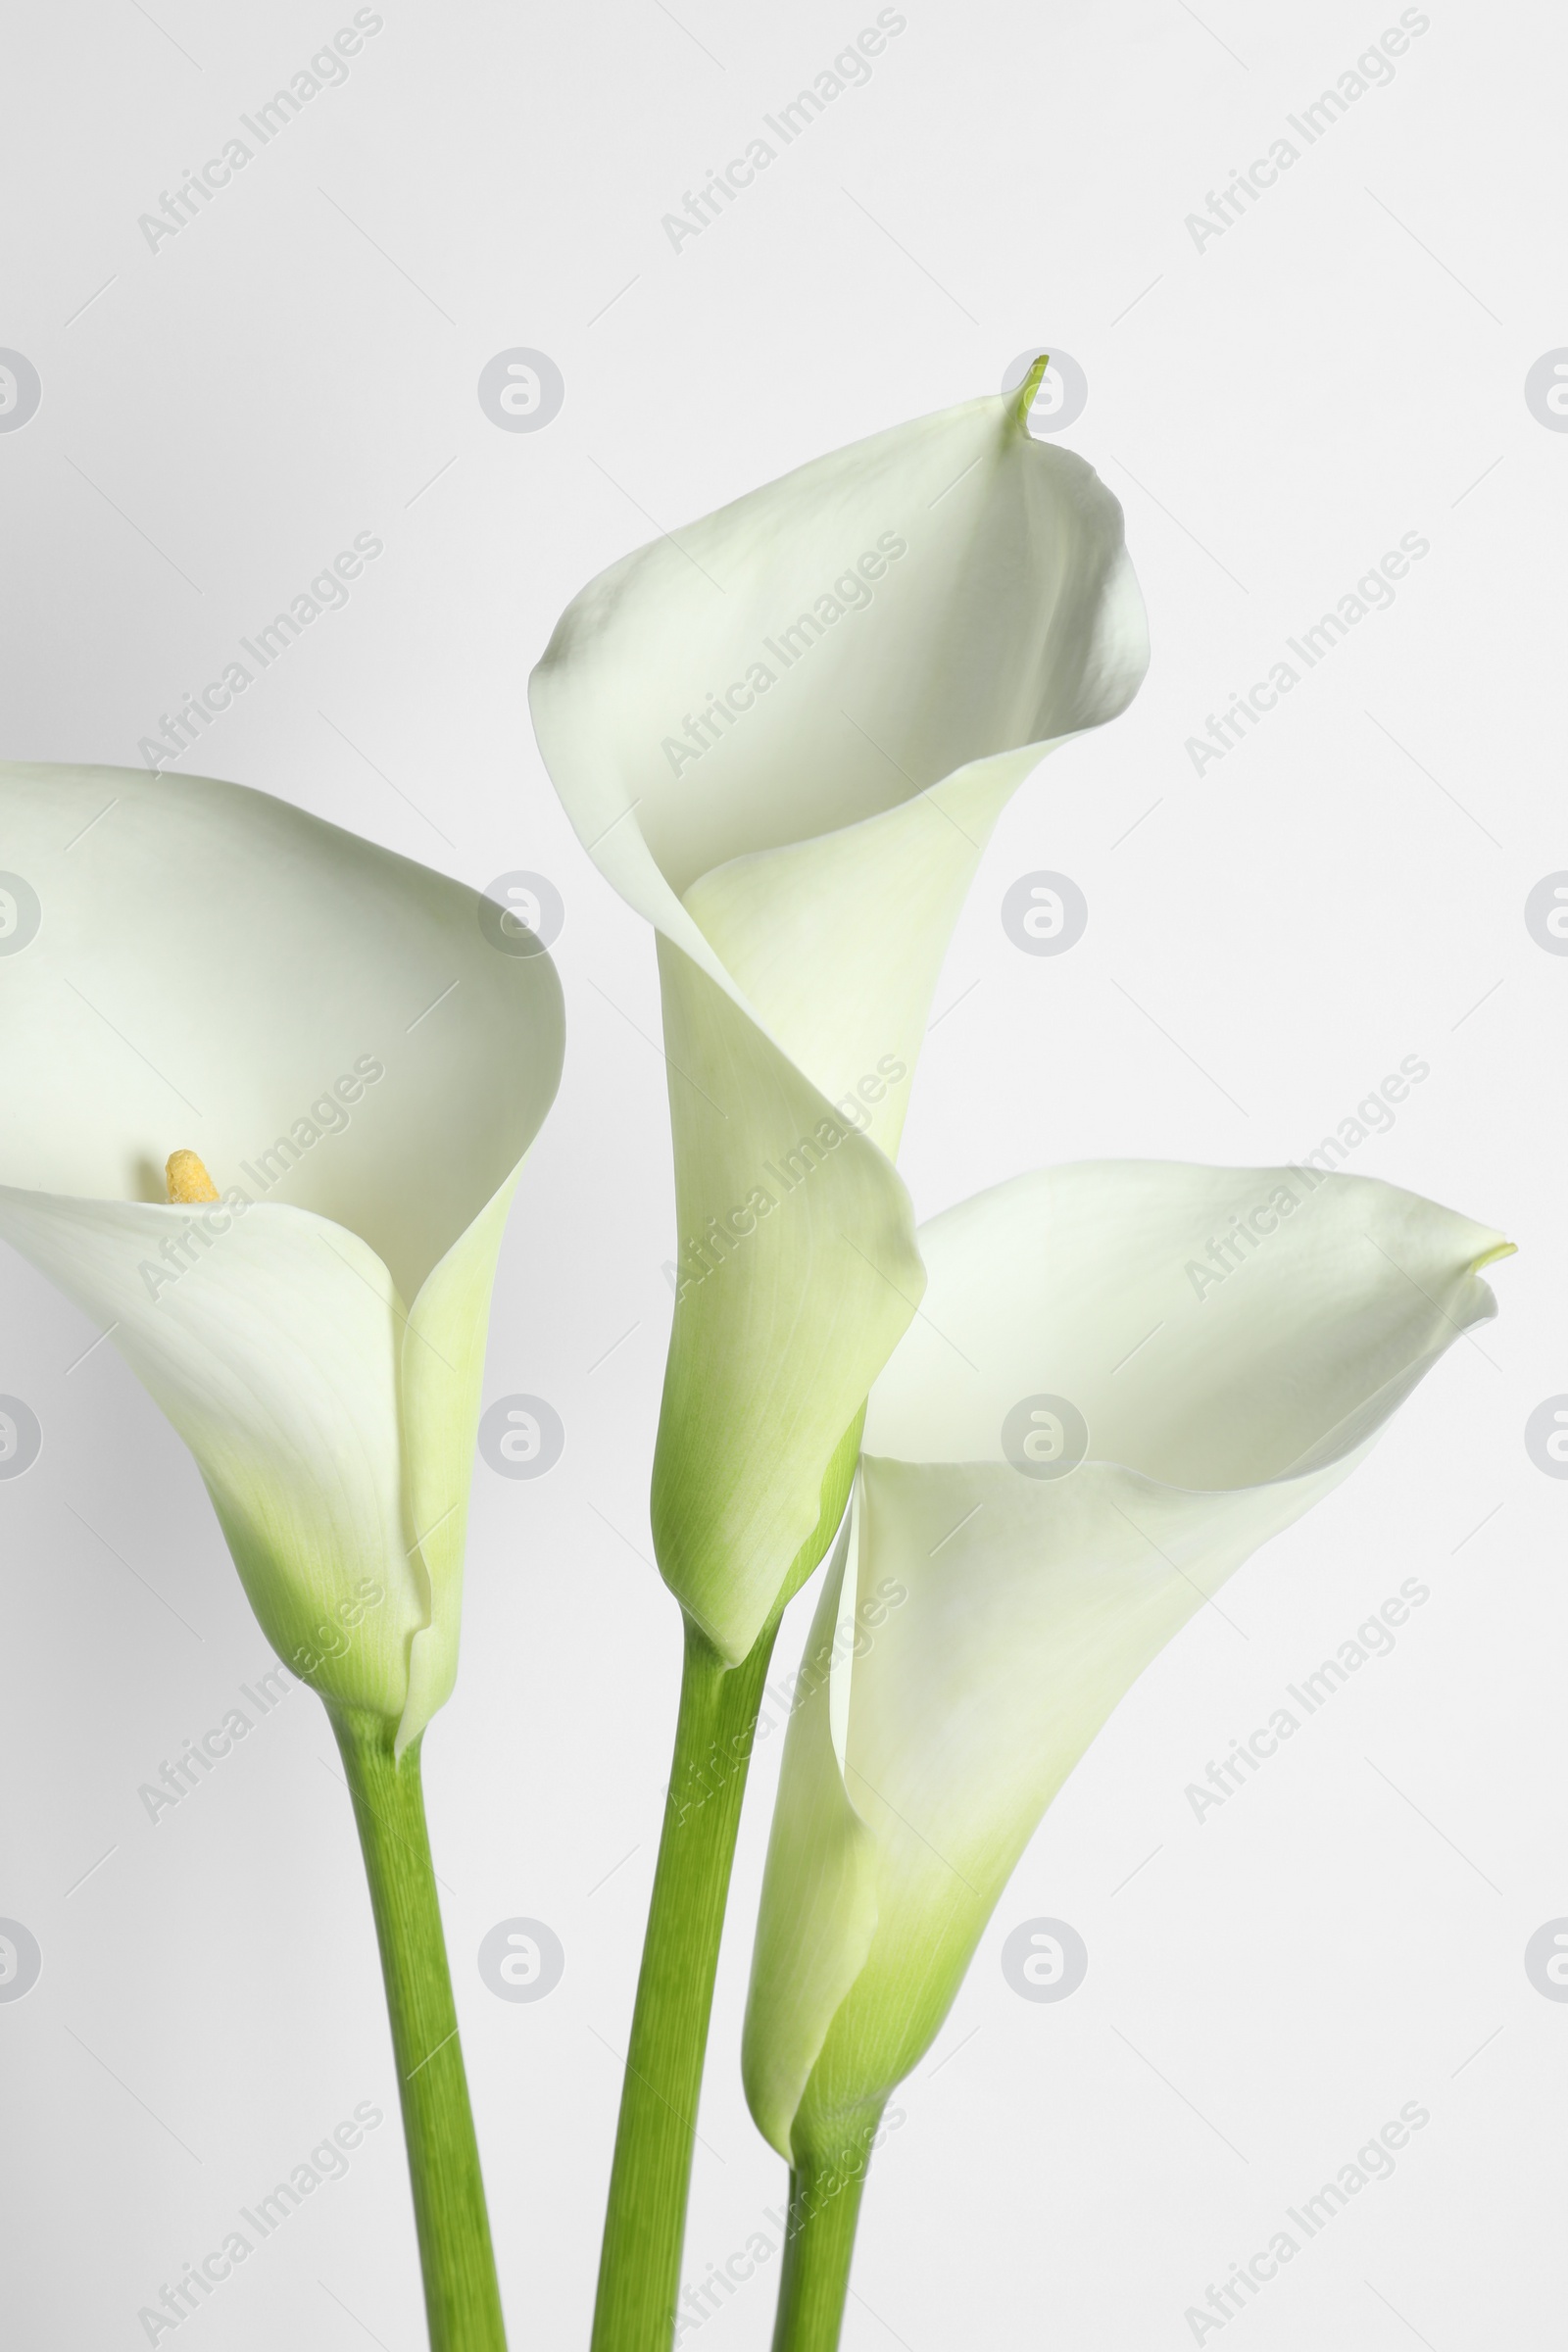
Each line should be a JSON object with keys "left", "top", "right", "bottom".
{"left": 1011, "top": 353, "right": 1050, "bottom": 429}
{"left": 1472, "top": 1239, "right": 1517, "bottom": 1271}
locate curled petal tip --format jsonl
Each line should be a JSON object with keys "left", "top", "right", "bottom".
{"left": 166, "top": 1149, "right": 220, "bottom": 1203}
{"left": 1472, "top": 1239, "right": 1517, "bottom": 1270}
{"left": 1011, "top": 353, "right": 1050, "bottom": 429}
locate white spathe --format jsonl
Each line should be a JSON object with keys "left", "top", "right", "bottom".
{"left": 0, "top": 764, "right": 564, "bottom": 1748}
{"left": 742, "top": 1160, "right": 1508, "bottom": 2164}
{"left": 530, "top": 381, "right": 1149, "bottom": 1660}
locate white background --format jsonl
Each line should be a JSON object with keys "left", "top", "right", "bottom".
{"left": 2, "top": 1, "right": 1564, "bottom": 2345}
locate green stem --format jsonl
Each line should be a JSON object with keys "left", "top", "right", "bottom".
{"left": 331, "top": 1707, "right": 507, "bottom": 2352}
{"left": 770, "top": 2154, "right": 870, "bottom": 2352}
{"left": 590, "top": 1611, "right": 780, "bottom": 2352}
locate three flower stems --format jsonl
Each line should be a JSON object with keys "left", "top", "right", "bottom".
{"left": 338, "top": 1652, "right": 862, "bottom": 2352}
{"left": 329, "top": 1429, "right": 872, "bottom": 2352}
{"left": 333, "top": 1706, "right": 509, "bottom": 2352}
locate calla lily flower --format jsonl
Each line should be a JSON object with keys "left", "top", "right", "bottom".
{"left": 0, "top": 762, "right": 564, "bottom": 1749}
{"left": 530, "top": 374, "right": 1149, "bottom": 1662}
{"left": 1, "top": 760, "right": 564, "bottom": 2342}
{"left": 744, "top": 1160, "right": 1510, "bottom": 2185}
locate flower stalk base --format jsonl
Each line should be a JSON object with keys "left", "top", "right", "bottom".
{"left": 590, "top": 1613, "right": 782, "bottom": 2352}
{"left": 769, "top": 2154, "right": 870, "bottom": 2352}
{"left": 332, "top": 1707, "right": 507, "bottom": 2352}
